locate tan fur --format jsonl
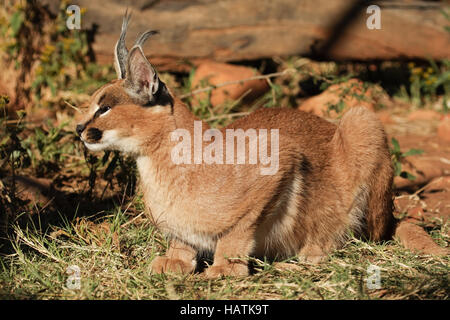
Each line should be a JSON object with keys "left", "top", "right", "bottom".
{"left": 78, "top": 91, "right": 394, "bottom": 277}
{"left": 77, "top": 28, "right": 394, "bottom": 277}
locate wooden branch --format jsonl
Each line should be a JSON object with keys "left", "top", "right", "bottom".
{"left": 180, "top": 69, "right": 296, "bottom": 99}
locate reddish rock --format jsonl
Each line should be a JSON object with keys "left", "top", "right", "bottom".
{"left": 406, "top": 206, "right": 424, "bottom": 221}
{"left": 420, "top": 176, "right": 450, "bottom": 224}
{"left": 394, "top": 158, "right": 449, "bottom": 189}
{"left": 422, "top": 176, "right": 450, "bottom": 193}
{"left": 376, "top": 110, "right": 394, "bottom": 125}
{"left": 191, "top": 62, "right": 269, "bottom": 107}
{"left": 407, "top": 109, "right": 441, "bottom": 121}
{"left": 437, "top": 115, "right": 450, "bottom": 142}
{"left": 394, "top": 196, "right": 416, "bottom": 215}
{"left": 298, "top": 79, "right": 388, "bottom": 119}
{"left": 395, "top": 221, "right": 448, "bottom": 256}
{"left": 394, "top": 176, "right": 450, "bottom": 225}
{"left": 12, "top": 176, "right": 53, "bottom": 206}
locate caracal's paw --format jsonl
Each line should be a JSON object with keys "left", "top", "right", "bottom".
{"left": 298, "top": 254, "right": 327, "bottom": 264}
{"left": 203, "top": 263, "right": 249, "bottom": 278}
{"left": 150, "top": 256, "right": 196, "bottom": 274}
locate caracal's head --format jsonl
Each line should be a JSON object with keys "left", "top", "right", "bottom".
{"left": 77, "top": 11, "right": 173, "bottom": 154}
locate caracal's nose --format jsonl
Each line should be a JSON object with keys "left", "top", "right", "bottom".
{"left": 76, "top": 124, "right": 85, "bottom": 136}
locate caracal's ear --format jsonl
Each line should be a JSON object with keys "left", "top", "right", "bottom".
{"left": 125, "top": 39, "right": 163, "bottom": 105}
{"left": 114, "top": 9, "right": 131, "bottom": 79}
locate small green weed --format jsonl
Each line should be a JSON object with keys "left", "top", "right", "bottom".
{"left": 390, "top": 137, "right": 424, "bottom": 181}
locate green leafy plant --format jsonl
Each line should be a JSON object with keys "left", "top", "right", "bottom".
{"left": 324, "top": 80, "right": 385, "bottom": 116}
{"left": 0, "top": 97, "right": 31, "bottom": 176}
{"left": 390, "top": 137, "right": 424, "bottom": 181}
{"left": 407, "top": 60, "right": 449, "bottom": 109}
{"left": 0, "top": 1, "right": 109, "bottom": 106}
{"left": 260, "top": 81, "right": 284, "bottom": 109}
{"left": 0, "top": 95, "right": 32, "bottom": 237}
{"left": 22, "top": 120, "right": 75, "bottom": 176}
{"left": 30, "top": 3, "right": 90, "bottom": 99}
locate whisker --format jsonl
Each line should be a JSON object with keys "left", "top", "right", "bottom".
{"left": 64, "top": 100, "right": 85, "bottom": 114}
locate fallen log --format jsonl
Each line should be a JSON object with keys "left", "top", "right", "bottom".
{"left": 42, "top": 0, "right": 450, "bottom": 71}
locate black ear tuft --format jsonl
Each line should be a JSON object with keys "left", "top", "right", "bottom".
{"left": 114, "top": 10, "right": 131, "bottom": 79}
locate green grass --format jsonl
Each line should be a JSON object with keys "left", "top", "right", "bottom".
{"left": 0, "top": 57, "right": 448, "bottom": 299}
{"left": 0, "top": 205, "right": 448, "bottom": 300}
{"left": 0, "top": 57, "right": 448, "bottom": 300}
{"left": 0, "top": 2, "right": 449, "bottom": 300}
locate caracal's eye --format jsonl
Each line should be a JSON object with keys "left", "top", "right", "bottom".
{"left": 98, "top": 105, "right": 111, "bottom": 117}
{"left": 100, "top": 105, "right": 111, "bottom": 113}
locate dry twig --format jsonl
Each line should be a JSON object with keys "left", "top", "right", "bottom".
{"left": 180, "top": 68, "right": 296, "bottom": 99}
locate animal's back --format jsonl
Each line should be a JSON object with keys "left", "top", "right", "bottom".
{"left": 230, "top": 107, "right": 394, "bottom": 260}
{"left": 228, "top": 107, "right": 337, "bottom": 172}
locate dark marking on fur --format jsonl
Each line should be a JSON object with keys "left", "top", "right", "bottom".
{"left": 87, "top": 128, "right": 102, "bottom": 141}
{"left": 97, "top": 93, "right": 106, "bottom": 106}
{"left": 143, "top": 80, "right": 174, "bottom": 108}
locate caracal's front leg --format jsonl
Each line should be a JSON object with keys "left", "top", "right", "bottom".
{"left": 151, "top": 239, "right": 197, "bottom": 274}
{"left": 204, "top": 220, "right": 256, "bottom": 278}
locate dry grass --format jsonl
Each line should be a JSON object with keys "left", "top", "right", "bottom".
{"left": 0, "top": 200, "right": 448, "bottom": 300}
{"left": 1, "top": 61, "right": 449, "bottom": 299}
{"left": 0, "top": 4, "right": 448, "bottom": 298}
